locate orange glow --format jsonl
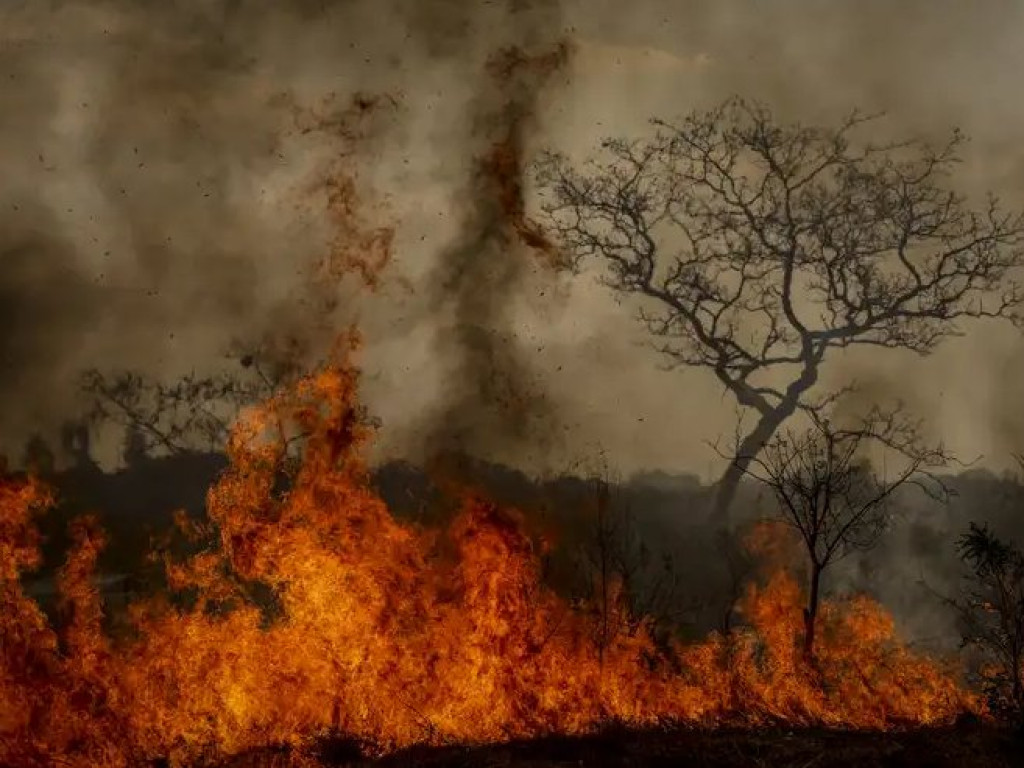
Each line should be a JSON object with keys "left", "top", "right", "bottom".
{"left": 0, "top": 345, "right": 981, "bottom": 767}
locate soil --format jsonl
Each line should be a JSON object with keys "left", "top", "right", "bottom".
{"left": 219, "top": 722, "right": 1024, "bottom": 768}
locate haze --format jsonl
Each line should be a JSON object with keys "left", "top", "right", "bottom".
{"left": 2, "top": 0, "right": 1023, "bottom": 481}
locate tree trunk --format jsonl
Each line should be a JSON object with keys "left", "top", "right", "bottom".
{"left": 803, "top": 563, "right": 823, "bottom": 660}
{"left": 711, "top": 406, "right": 794, "bottom": 523}
{"left": 598, "top": 489, "right": 609, "bottom": 666}
{"left": 1012, "top": 647, "right": 1023, "bottom": 729}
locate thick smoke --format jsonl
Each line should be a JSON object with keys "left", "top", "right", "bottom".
{"left": 412, "top": 41, "right": 572, "bottom": 473}
{"left": 0, "top": 0, "right": 569, "bottom": 468}
{"left": 0, "top": 1, "right": 399, "bottom": 463}
{"left": 6, "top": 0, "right": 1024, "bottom": 649}
{"left": 5, "top": 0, "right": 1024, "bottom": 482}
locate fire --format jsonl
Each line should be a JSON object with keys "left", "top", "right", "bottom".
{"left": 0, "top": 344, "right": 981, "bottom": 767}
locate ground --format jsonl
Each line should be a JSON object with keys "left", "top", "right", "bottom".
{"left": 218, "top": 723, "right": 1024, "bottom": 768}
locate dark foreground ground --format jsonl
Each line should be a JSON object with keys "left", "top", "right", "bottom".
{"left": 219, "top": 723, "right": 1024, "bottom": 768}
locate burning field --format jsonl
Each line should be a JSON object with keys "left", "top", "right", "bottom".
{"left": 6, "top": 2, "right": 1024, "bottom": 767}
{"left": 0, "top": 347, "right": 1003, "bottom": 767}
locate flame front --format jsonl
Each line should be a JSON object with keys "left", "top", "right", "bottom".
{"left": 0, "top": 349, "right": 979, "bottom": 767}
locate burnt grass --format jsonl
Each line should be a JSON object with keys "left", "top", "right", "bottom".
{"left": 218, "top": 721, "right": 1024, "bottom": 768}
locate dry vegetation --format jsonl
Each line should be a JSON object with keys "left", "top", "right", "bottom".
{"left": 4, "top": 36, "right": 1024, "bottom": 768}
{"left": 0, "top": 348, "right": 1011, "bottom": 768}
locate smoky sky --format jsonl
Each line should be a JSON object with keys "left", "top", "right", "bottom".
{"left": 530, "top": 0, "right": 1024, "bottom": 479}
{"left": 3, "top": 0, "right": 1024, "bottom": 480}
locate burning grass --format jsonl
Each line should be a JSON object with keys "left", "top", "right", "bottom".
{"left": 0, "top": 343, "right": 984, "bottom": 767}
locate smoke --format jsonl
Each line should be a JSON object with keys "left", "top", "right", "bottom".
{"left": 0, "top": 0, "right": 567, "bottom": 468}
{"left": 4, "top": 0, "right": 1024, "bottom": 483}
{"left": 7, "top": 0, "right": 1024, "bottom": 650}
{"left": 0, "top": 1, "right": 395, "bottom": 461}
{"left": 410, "top": 41, "right": 572, "bottom": 473}
{"left": 0, "top": 202, "right": 109, "bottom": 436}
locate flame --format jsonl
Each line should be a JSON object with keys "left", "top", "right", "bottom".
{"left": 0, "top": 344, "right": 981, "bottom": 766}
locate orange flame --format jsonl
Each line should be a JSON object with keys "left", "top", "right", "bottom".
{"left": 0, "top": 346, "right": 980, "bottom": 767}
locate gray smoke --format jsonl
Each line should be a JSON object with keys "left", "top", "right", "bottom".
{"left": 6, "top": 0, "right": 1024, "bottom": 647}
{"left": 0, "top": 0, "right": 571, "bottom": 468}
{"left": 4, "top": 1, "right": 1024, "bottom": 488}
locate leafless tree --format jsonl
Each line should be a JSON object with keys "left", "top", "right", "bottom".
{"left": 535, "top": 97, "right": 1024, "bottom": 519}
{"left": 80, "top": 338, "right": 309, "bottom": 459}
{"left": 81, "top": 369, "right": 247, "bottom": 457}
{"left": 729, "top": 406, "right": 951, "bottom": 658}
{"left": 954, "top": 522, "right": 1024, "bottom": 725}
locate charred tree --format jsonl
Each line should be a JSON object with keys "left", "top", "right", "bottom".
{"left": 536, "top": 97, "right": 1024, "bottom": 520}
{"left": 729, "top": 406, "right": 950, "bottom": 659}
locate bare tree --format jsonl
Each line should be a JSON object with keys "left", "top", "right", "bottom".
{"left": 81, "top": 369, "right": 248, "bottom": 457}
{"left": 730, "top": 406, "right": 951, "bottom": 658}
{"left": 954, "top": 522, "right": 1024, "bottom": 725}
{"left": 80, "top": 338, "right": 308, "bottom": 459}
{"left": 535, "top": 97, "right": 1024, "bottom": 519}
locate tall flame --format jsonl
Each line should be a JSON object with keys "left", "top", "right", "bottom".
{"left": 0, "top": 343, "right": 980, "bottom": 767}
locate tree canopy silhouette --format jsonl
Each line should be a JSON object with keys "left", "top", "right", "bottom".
{"left": 535, "top": 97, "right": 1024, "bottom": 518}
{"left": 729, "top": 406, "right": 951, "bottom": 657}
{"left": 955, "top": 521, "right": 1024, "bottom": 724}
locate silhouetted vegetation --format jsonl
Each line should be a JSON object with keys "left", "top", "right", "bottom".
{"left": 955, "top": 522, "right": 1024, "bottom": 726}
{"left": 732, "top": 405, "right": 951, "bottom": 657}
{"left": 536, "top": 98, "right": 1024, "bottom": 519}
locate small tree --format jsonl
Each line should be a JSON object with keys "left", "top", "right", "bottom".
{"left": 79, "top": 337, "right": 311, "bottom": 458}
{"left": 955, "top": 522, "right": 1024, "bottom": 724}
{"left": 732, "top": 406, "right": 950, "bottom": 658}
{"left": 536, "top": 97, "right": 1024, "bottom": 519}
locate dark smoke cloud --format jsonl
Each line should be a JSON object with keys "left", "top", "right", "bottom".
{"left": 0, "top": 0, "right": 578, "bottom": 472}
{"left": 0, "top": 203, "right": 108, "bottom": 437}
{"left": 5, "top": 0, "right": 1024, "bottom": 486}
{"left": 0, "top": 1, "right": 436, "bottom": 464}
{"left": 413, "top": 41, "right": 572, "bottom": 471}
{"left": 0, "top": 1, "right": 334, "bottom": 459}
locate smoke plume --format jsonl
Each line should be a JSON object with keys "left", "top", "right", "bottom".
{"left": 4, "top": 0, "right": 1024, "bottom": 482}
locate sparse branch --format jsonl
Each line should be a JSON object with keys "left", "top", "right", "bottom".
{"left": 80, "top": 338, "right": 310, "bottom": 459}
{"left": 713, "top": 401, "right": 953, "bottom": 657}
{"left": 80, "top": 369, "right": 235, "bottom": 456}
{"left": 535, "top": 96, "right": 1024, "bottom": 519}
